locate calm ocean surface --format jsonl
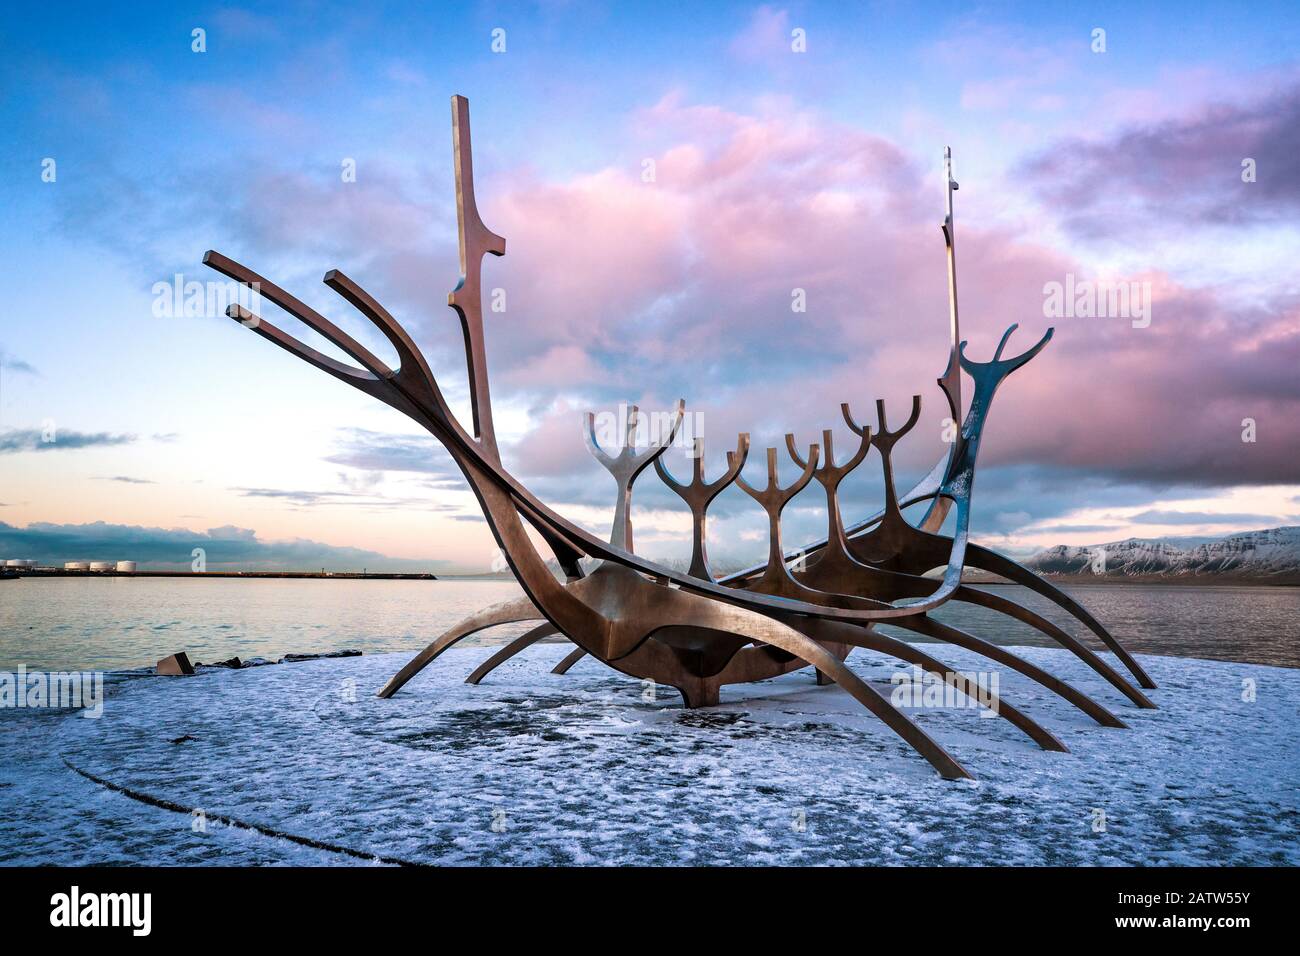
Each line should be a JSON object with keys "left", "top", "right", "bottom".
{"left": 1, "top": 577, "right": 1296, "bottom": 672}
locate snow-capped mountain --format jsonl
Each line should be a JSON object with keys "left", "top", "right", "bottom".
{"left": 1023, "top": 527, "right": 1300, "bottom": 579}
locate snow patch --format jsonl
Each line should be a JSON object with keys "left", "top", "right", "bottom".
{"left": 2, "top": 645, "right": 1296, "bottom": 865}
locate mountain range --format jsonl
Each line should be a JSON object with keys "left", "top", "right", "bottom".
{"left": 1022, "top": 526, "right": 1300, "bottom": 581}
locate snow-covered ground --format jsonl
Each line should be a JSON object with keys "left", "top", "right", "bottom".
{"left": 2, "top": 644, "right": 1296, "bottom": 865}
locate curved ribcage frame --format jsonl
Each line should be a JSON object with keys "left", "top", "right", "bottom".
{"left": 731, "top": 443, "right": 821, "bottom": 598}
{"left": 786, "top": 420, "right": 872, "bottom": 575}
{"left": 655, "top": 435, "right": 751, "bottom": 582}
{"left": 805, "top": 400, "right": 1156, "bottom": 708}
{"left": 584, "top": 402, "right": 684, "bottom": 551}
{"left": 203, "top": 94, "right": 1156, "bottom": 780}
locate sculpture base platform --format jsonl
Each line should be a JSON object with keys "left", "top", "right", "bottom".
{"left": 13, "top": 643, "right": 1296, "bottom": 865}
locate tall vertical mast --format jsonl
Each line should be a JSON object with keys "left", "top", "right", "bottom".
{"left": 915, "top": 147, "right": 964, "bottom": 534}
{"left": 938, "top": 146, "right": 962, "bottom": 426}
{"left": 447, "top": 95, "right": 507, "bottom": 464}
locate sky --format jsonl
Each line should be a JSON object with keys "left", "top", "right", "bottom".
{"left": 1, "top": 1, "right": 1298, "bottom": 572}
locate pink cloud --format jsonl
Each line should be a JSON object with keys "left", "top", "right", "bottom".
{"left": 471, "top": 93, "right": 1300, "bottom": 493}
{"left": 187, "top": 87, "right": 1300, "bottom": 496}
{"left": 1021, "top": 76, "right": 1300, "bottom": 234}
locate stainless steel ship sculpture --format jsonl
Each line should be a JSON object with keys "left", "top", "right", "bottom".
{"left": 205, "top": 96, "right": 1156, "bottom": 779}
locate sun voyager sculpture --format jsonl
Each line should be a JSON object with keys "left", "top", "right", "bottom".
{"left": 205, "top": 95, "right": 1157, "bottom": 779}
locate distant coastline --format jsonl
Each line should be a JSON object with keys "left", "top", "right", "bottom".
{"left": 965, "top": 571, "right": 1300, "bottom": 587}
{"left": 10, "top": 567, "right": 1299, "bottom": 586}
{"left": 4, "top": 568, "right": 437, "bottom": 581}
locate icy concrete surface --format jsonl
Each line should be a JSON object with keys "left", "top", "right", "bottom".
{"left": 2, "top": 645, "right": 1296, "bottom": 865}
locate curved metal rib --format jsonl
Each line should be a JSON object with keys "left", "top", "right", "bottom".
{"left": 792, "top": 502, "right": 1138, "bottom": 723}
{"left": 765, "top": 563, "right": 1124, "bottom": 728}
{"left": 820, "top": 562, "right": 1154, "bottom": 710}
{"left": 954, "top": 584, "right": 1154, "bottom": 707}
{"left": 831, "top": 510, "right": 1153, "bottom": 699}
{"left": 798, "top": 618, "right": 1066, "bottom": 752}
{"left": 553, "top": 543, "right": 1131, "bottom": 735}
{"left": 963, "top": 543, "right": 1157, "bottom": 689}
{"left": 551, "top": 645, "right": 588, "bottom": 675}
{"left": 628, "top": 599, "right": 973, "bottom": 780}
{"left": 896, "top": 614, "right": 1125, "bottom": 728}
{"left": 378, "top": 595, "right": 543, "bottom": 698}
{"left": 729, "top": 429, "right": 1123, "bottom": 729}
{"left": 465, "top": 622, "right": 558, "bottom": 685}
{"left": 783, "top": 405, "right": 1133, "bottom": 723}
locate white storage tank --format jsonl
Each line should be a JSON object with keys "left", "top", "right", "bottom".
{"left": 64, "top": 561, "right": 90, "bottom": 571}
{"left": 23, "top": 559, "right": 38, "bottom": 568}
{"left": 89, "top": 561, "right": 115, "bottom": 572}
{"left": 5, "top": 559, "right": 25, "bottom": 568}
{"left": 115, "top": 560, "right": 137, "bottom": 573}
